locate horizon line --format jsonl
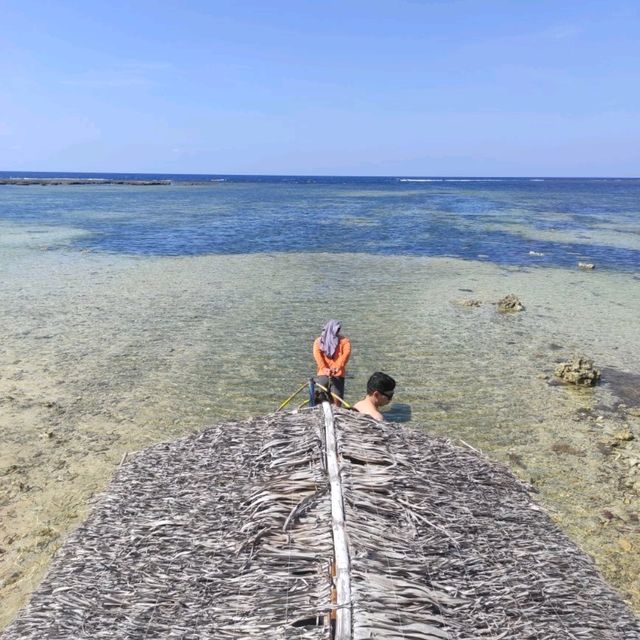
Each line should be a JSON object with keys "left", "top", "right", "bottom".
{"left": 1, "top": 170, "right": 639, "bottom": 180}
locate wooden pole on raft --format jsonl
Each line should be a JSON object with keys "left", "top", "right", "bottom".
{"left": 322, "top": 402, "right": 352, "bottom": 639}
{"left": 276, "top": 381, "right": 308, "bottom": 411}
{"left": 314, "top": 382, "right": 353, "bottom": 409}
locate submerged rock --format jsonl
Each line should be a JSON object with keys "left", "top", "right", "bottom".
{"left": 555, "top": 356, "right": 601, "bottom": 386}
{"left": 497, "top": 293, "right": 525, "bottom": 313}
{"left": 618, "top": 538, "right": 634, "bottom": 552}
{"left": 453, "top": 298, "right": 482, "bottom": 307}
{"left": 550, "top": 442, "right": 584, "bottom": 456}
{"left": 614, "top": 428, "right": 635, "bottom": 442}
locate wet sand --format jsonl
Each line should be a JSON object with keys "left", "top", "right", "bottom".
{"left": 1, "top": 231, "right": 639, "bottom": 627}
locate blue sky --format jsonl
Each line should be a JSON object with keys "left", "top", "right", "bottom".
{"left": 1, "top": 0, "right": 638, "bottom": 176}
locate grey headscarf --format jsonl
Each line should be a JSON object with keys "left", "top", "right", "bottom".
{"left": 319, "top": 320, "right": 341, "bottom": 358}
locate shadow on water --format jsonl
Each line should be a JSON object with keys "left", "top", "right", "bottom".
{"left": 384, "top": 403, "right": 412, "bottom": 423}
{"left": 600, "top": 367, "right": 640, "bottom": 409}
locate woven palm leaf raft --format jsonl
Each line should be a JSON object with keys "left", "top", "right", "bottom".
{"left": 3, "top": 405, "right": 640, "bottom": 639}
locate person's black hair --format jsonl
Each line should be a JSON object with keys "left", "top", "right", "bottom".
{"left": 367, "top": 372, "right": 396, "bottom": 396}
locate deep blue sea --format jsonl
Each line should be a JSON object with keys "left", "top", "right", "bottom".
{"left": 1, "top": 172, "right": 639, "bottom": 270}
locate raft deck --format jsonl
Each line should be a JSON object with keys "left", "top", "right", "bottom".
{"left": 3, "top": 405, "right": 639, "bottom": 639}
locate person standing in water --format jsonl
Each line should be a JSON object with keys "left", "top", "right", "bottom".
{"left": 354, "top": 372, "right": 396, "bottom": 421}
{"left": 313, "top": 320, "right": 351, "bottom": 400}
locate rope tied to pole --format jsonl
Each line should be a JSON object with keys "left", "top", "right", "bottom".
{"left": 277, "top": 379, "right": 353, "bottom": 411}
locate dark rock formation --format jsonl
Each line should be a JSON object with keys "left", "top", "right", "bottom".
{"left": 0, "top": 178, "right": 171, "bottom": 186}
{"left": 555, "top": 356, "right": 601, "bottom": 386}
{"left": 497, "top": 294, "right": 525, "bottom": 313}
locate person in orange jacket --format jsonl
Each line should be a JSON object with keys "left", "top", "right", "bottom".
{"left": 313, "top": 319, "right": 351, "bottom": 400}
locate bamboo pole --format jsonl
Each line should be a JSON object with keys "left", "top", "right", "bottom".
{"left": 322, "top": 402, "right": 352, "bottom": 639}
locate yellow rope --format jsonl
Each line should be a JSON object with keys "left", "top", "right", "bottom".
{"left": 313, "top": 382, "right": 353, "bottom": 410}
{"left": 278, "top": 380, "right": 353, "bottom": 411}
{"left": 276, "top": 381, "right": 309, "bottom": 411}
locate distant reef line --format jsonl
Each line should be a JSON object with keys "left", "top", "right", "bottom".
{"left": 0, "top": 178, "right": 173, "bottom": 186}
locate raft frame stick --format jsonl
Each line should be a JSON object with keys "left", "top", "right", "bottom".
{"left": 322, "top": 401, "right": 352, "bottom": 639}
{"left": 276, "top": 382, "right": 308, "bottom": 411}
{"left": 314, "top": 382, "right": 353, "bottom": 409}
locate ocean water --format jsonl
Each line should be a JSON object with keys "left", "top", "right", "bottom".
{"left": 1, "top": 173, "right": 639, "bottom": 268}
{"left": 1, "top": 173, "right": 640, "bottom": 624}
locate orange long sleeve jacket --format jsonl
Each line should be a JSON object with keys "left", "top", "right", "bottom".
{"left": 313, "top": 336, "right": 351, "bottom": 377}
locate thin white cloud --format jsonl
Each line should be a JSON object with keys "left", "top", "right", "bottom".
{"left": 60, "top": 61, "right": 172, "bottom": 89}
